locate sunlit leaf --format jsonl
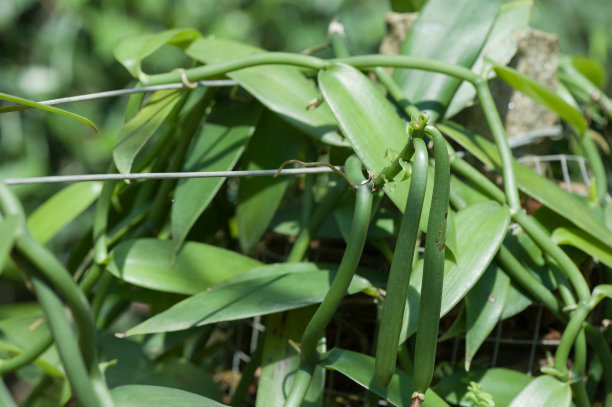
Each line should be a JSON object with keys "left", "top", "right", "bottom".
{"left": 551, "top": 226, "right": 612, "bottom": 268}
{"left": 111, "top": 385, "right": 227, "bottom": 407}
{"left": 26, "top": 182, "right": 102, "bottom": 244}
{"left": 590, "top": 284, "right": 612, "bottom": 308}
{"left": 508, "top": 375, "right": 571, "bottom": 407}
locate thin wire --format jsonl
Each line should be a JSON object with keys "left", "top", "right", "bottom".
{"left": 3, "top": 167, "right": 340, "bottom": 186}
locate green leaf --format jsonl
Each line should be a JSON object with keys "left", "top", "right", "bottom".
{"left": 0, "top": 216, "right": 19, "bottom": 274}
{"left": 465, "top": 263, "right": 510, "bottom": 370}
{"left": 113, "top": 90, "right": 184, "bottom": 174}
{"left": 236, "top": 111, "right": 302, "bottom": 253}
{"left": 493, "top": 65, "right": 587, "bottom": 133}
{"left": 125, "top": 263, "right": 373, "bottom": 335}
{"left": 551, "top": 226, "right": 612, "bottom": 268}
{"left": 401, "top": 201, "right": 509, "bottom": 341}
{"left": 570, "top": 55, "right": 607, "bottom": 89}
{"left": 106, "top": 239, "right": 262, "bottom": 295}
{"left": 185, "top": 38, "right": 345, "bottom": 147}
{"left": 508, "top": 375, "right": 571, "bottom": 407}
{"left": 0, "top": 92, "right": 98, "bottom": 131}
{"left": 114, "top": 28, "right": 201, "bottom": 80}
{"left": 393, "top": 0, "right": 501, "bottom": 121}
{"left": 111, "top": 385, "right": 227, "bottom": 407}
{"left": 26, "top": 182, "right": 102, "bottom": 244}
{"left": 171, "top": 97, "right": 262, "bottom": 252}
{"left": 590, "top": 284, "right": 612, "bottom": 308}
{"left": 439, "top": 122, "right": 612, "bottom": 247}
{"left": 446, "top": 0, "right": 532, "bottom": 118}
{"left": 319, "top": 348, "right": 449, "bottom": 406}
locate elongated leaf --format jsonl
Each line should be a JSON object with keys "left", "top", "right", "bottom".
{"left": 401, "top": 201, "right": 509, "bottom": 341}
{"left": 0, "top": 216, "right": 18, "bottom": 274}
{"left": 494, "top": 65, "right": 587, "bottom": 133}
{"left": 114, "top": 29, "right": 201, "bottom": 80}
{"left": 591, "top": 284, "right": 612, "bottom": 308}
{"left": 106, "top": 239, "right": 262, "bottom": 295}
{"left": 111, "top": 385, "right": 227, "bottom": 407}
{"left": 185, "top": 38, "right": 345, "bottom": 146}
{"left": 125, "top": 263, "right": 372, "bottom": 335}
{"left": 236, "top": 112, "right": 302, "bottom": 253}
{"left": 393, "top": 0, "right": 501, "bottom": 120}
{"left": 465, "top": 263, "right": 510, "bottom": 370}
{"left": 446, "top": 0, "right": 532, "bottom": 118}
{"left": 257, "top": 307, "right": 324, "bottom": 407}
{"left": 319, "top": 348, "right": 449, "bottom": 406}
{"left": 171, "top": 97, "right": 262, "bottom": 252}
{"left": 113, "top": 90, "right": 184, "bottom": 173}
{"left": 0, "top": 92, "right": 98, "bottom": 131}
{"left": 552, "top": 226, "right": 612, "bottom": 268}
{"left": 439, "top": 122, "right": 612, "bottom": 247}
{"left": 508, "top": 375, "right": 571, "bottom": 407}
{"left": 26, "top": 182, "right": 102, "bottom": 244}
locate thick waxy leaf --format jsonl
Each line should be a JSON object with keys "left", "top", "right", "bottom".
{"left": 319, "top": 348, "right": 449, "bottom": 406}
{"left": 436, "top": 367, "right": 532, "bottom": 407}
{"left": 111, "top": 385, "right": 227, "bottom": 407}
{"left": 393, "top": 0, "right": 501, "bottom": 121}
{"left": 0, "top": 92, "right": 98, "bottom": 131}
{"left": 257, "top": 308, "right": 324, "bottom": 407}
{"left": 113, "top": 90, "right": 184, "bottom": 174}
{"left": 106, "top": 239, "right": 262, "bottom": 295}
{"left": 446, "top": 0, "right": 532, "bottom": 118}
{"left": 114, "top": 28, "right": 201, "bottom": 80}
{"left": 465, "top": 263, "right": 510, "bottom": 370}
{"left": 494, "top": 65, "right": 587, "bottom": 133}
{"left": 236, "top": 112, "right": 302, "bottom": 253}
{"left": 26, "top": 182, "right": 102, "bottom": 244}
{"left": 439, "top": 122, "right": 612, "bottom": 247}
{"left": 126, "top": 263, "right": 372, "bottom": 335}
{"left": 552, "top": 226, "right": 612, "bottom": 268}
{"left": 0, "top": 216, "right": 18, "bottom": 274}
{"left": 171, "top": 98, "right": 262, "bottom": 252}
{"left": 508, "top": 375, "right": 571, "bottom": 407}
{"left": 185, "top": 38, "right": 345, "bottom": 146}
{"left": 401, "top": 201, "right": 509, "bottom": 341}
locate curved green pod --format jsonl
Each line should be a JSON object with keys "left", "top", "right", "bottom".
{"left": 375, "top": 138, "right": 429, "bottom": 387}
{"left": 411, "top": 126, "right": 450, "bottom": 404}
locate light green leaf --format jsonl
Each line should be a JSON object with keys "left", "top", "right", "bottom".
{"left": 26, "top": 182, "right": 102, "bottom": 244}
{"left": 465, "top": 264, "right": 510, "bottom": 370}
{"left": 0, "top": 216, "right": 19, "bottom": 274}
{"left": 319, "top": 348, "right": 449, "bottom": 406}
{"left": 106, "top": 239, "right": 262, "bottom": 295}
{"left": 439, "top": 122, "right": 612, "bottom": 247}
{"left": 114, "top": 28, "right": 201, "bottom": 80}
{"left": 493, "top": 65, "right": 587, "bottom": 133}
{"left": 113, "top": 90, "right": 184, "bottom": 174}
{"left": 570, "top": 55, "right": 607, "bottom": 89}
{"left": 236, "top": 111, "right": 302, "bottom": 253}
{"left": 0, "top": 92, "right": 98, "bottom": 131}
{"left": 508, "top": 375, "right": 571, "bottom": 407}
{"left": 394, "top": 0, "right": 501, "bottom": 121}
{"left": 446, "top": 0, "right": 532, "bottom": 118}
{"left": 590, "top": 284, "right": 612, "bottom": 308}
{"left": 111, "top": 385, "right": 227, "bottom": 407}
{"left": 171, "top": 97, "right": 262, "bottom": 252}
{"left": 185, "top": 38, "right": 345, "bottom": 146}
{"left": 552, "top": 226, "right": 612, "bottom": 268}
{"left": 125, "top": 263, "right": 373, "bottom": 335}
{"left": 401, "top": 201, "right": 509, "bottom": 341}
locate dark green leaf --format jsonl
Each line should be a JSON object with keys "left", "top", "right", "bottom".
{"left": 107, "top": 239, "right": 262, "bottom": 295}
{"left": 394, "top": 0, "right": 501, "bottom": 120}
{"left": 493, "top": 65, "right": 587, "bottom": 133}
{"left": 171, "top": 97, "right": 262, "bottom": 252}
{"left": 114, "top": 28, "right": 201, "bottom": 80}
{"left": 111, "top": 385, "right": 227, "bottom": 407}
{"left": 113, "top": 90, "right": 184, "bottom": 174}
{"left": 125, "top": 263, "right": 373, "bottom": 335}
{"left": 236, "top": 112, "right": 302, "bottom": 253}
{"left": 185, "top": 38, "right": 345, "bottom": 146}
{"left": 319, "top": 348, "right": 449, "bottom": 406}
{"left": 26, "top": 182, "right": 102, "bottom": 244}
{"left": 508, "top": 375, "right": 571, "bottom": 407}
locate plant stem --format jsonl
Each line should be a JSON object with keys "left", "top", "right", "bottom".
{"left": 374, "top": 67, "right": 421, "bottom": 119}
{"left": 578, "top": 130, "right": 607, "bottom": 204}
{"left": 0, "top": 331, "right": 53, "bottom": 376}
{"left": 283, "top": 365, "right": 315, "bottom": 407}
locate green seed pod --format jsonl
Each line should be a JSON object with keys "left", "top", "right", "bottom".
{"left": 375, "top": 138, "right": 429, "bottom": 387}
{"left": 411, "top": 126, "right": 450, "bottom": 405}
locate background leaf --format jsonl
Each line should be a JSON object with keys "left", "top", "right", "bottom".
{"left": 0, "top": 216, "right": 19, "bottom": 274}
{"left": 111, "top": 385, "right": 227, "bottom": 407}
